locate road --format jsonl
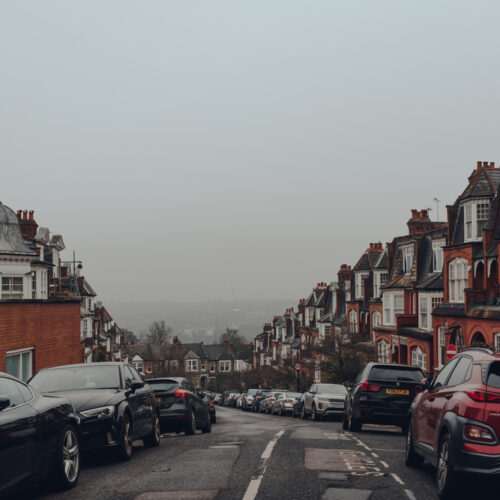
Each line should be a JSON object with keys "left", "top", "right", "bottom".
{"left": 29, "top": 407, "right": 499, "bottom": 500}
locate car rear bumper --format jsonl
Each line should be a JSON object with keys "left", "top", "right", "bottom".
{"left": 454, "top": 448, "right": 500, "bottom": 476}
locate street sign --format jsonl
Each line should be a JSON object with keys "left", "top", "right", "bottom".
{"left": 295, "top": 363, "right": 301, "bottom": 371}
{"left": 446, "top": 344, "right": 457, "bottom": 360}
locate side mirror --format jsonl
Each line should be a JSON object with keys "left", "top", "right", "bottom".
{"left": 0, "top": 395, "right": 10, "bottom": 411}
{"left": 131, "top": 380, "right": 144, "bottom": 392}
{"left": 420, "top": 377, "right": 430, "bottom": 391}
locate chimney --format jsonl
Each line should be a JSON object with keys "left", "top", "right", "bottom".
{"left": 408, "top": 208, "right": 432, "bottom": 237}
{"left": 18, "top": 209, "right": 38, "bottom": 239}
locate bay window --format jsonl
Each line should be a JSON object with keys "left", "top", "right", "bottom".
{"left": 355, "top": 272, "right": 369, "bottom": 299}
{"left": 402, "top": 246, "right": 414, "bottom": 275}
{"left": 383, "top": 293, "right": 404, "bottom": 326}
{"left": 449, "top": 258, "right": 468, "bottom": 303}
{"left": 432, "top": 240, "right": 445, "bottom": 272}
{"left": 464, "top": 199, "right": 490, "bottom": 242}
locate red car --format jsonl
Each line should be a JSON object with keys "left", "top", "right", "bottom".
{"left": 406, "top": 347, "right": 500, "bottom": 498}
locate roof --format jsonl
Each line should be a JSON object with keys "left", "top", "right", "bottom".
{"left": 78, "top": 277, "right": 97, "bottom": 297}
{"left": 433, "top": 303, "right": 466, "bottom": 317}
{"left": 458, "top": 166, "right": 500, "bottom": 201}
{"left": 0, "top": 202, "right": 37, "bottom": 256}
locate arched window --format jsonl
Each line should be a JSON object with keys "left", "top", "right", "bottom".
{"left": 470, "top": 331, "right": 486, "bottom": 346}
{"left": 411, "top": 346, "right": 427, "bottom": 370}
{"left": 349, "top": 310, "right": 358, "bottom": 334}
{"left": 377, "top": 340, "right": 390, "bottom": 363}
{"left": 474, "top": 261, "right": 484, "bottom": 290}
{"left": 372, "top": 312, "right": 381, "bottom": 327}
{"left": 494, "top": 333, "right": 500, "bottom": 353}
{"left": 449, "top": 258, "right": 468, "bottom": 303}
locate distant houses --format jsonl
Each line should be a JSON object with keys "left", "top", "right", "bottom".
{"left": 253, "top": 161, "right": 500, "bottom": 382}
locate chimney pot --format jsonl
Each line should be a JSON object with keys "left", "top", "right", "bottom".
{"left": 16, "top": 210, "right": 22, "bottom": 217}
{"left": 477, "top": 161, "right": 482, "bottom": 169}
{"left": 23, "top": 210, "right": 27, "bottom": 220}
{"left": 29, "top": 210, "right": 34, "bottom": 221}
{"left": 411, "top": 209, "right": 418, "bottom": 218}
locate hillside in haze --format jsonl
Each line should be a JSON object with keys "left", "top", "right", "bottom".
{"left": 106, "top": 299, "right": 294, "bottom": 343}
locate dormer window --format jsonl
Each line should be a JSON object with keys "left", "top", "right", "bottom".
{"left": 464, "top": 199, "right": 490, "bottom": 241}
{"left": 402, "top": 245, "right": 414, "bottom": 275}
{"left": 355, "top": 272, "right": 369, "bottom": 299}
{"left": 432, "top": 240, "right": 445, "bottom": 272}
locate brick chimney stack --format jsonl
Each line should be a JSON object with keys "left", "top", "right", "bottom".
{"left": 17, "top": 209, "right": 38, "bottom": 239}
{"left": 407, "top": 208, "right": 433, "bottom": 238}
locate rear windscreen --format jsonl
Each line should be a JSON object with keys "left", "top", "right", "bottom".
{"left": 147, "top": 380, "right": 178, "bottom": 391}
{"left": 369, "top": 366, "right": 423, "bottom": 382}
{"left": 487, "top": 362, "right": 500, "bottom": 388}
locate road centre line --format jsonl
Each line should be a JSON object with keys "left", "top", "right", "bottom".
{"left": 405, "top": 489, "right": 417, "bottom": 500}
{"left": 391, "top": 473, "right": 405, "bottom": 485}
{"left": 242, "top": 429, "right": 285, "bottom": 500}
{"left": 380, "top": 461, "right": 389, "bottom": 468}
{"left": 371, "top": 452, "right": 379, "bottom": 458}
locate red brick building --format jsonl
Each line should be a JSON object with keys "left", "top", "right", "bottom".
{"left": 433, "top": 161, "right": 500, "bottom": 371}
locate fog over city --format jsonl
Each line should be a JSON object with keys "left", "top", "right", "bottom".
{"left": 2, "top": 1, "right": 498, "bottom": 319}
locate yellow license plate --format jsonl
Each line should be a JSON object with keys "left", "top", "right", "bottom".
{"left": 156, "top": 397, "right": 162, "bottom": 403}
{"left": 386, "top": 389, "right": 409, "bottom": 395}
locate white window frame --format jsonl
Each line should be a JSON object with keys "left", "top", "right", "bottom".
{"left": 371, "top": 311, "right": 382, "bottom": 342}
{"left": 2, "top": 276, "right": 24, "bottom": 299}
{"left": 146, "top": 362, "right": 152, "bottom": 373}
{"left": 373, "top": 271, "right": 388, "bottom": 298}
{"left": 463, "top": 199, "right": 490, "bottom": 242}
{"left": 418, "top": 293, "right": 442, "bottom": 331}
{"left": 382, "top": 292, "right": 404, "bottom": 326}
{"left": 438, "top": 327, "right": 446, "bottom": 368}
{"left": 495, "top": 333, "right": 500, "bottom": 353}
{"left": 186, "top": 359, "right": 198, "bottom": 372}
{"left": 402, "top": 245, "right": 414, "bottom": 275}
{"left": 219, "top": 360, "right": 231, "bottom": 372}
{"left": 432, "top": 239, "right": 445, "bottom": 272}
{"left": 349, "top": 310, "right": 358, "bottom": 333}
{"left": 201, "top": 360, "right": 206, "bottom": 371}
{"left": 378, "top": 340, "right": 390, "bottom": 363}
{"left": 6, "top": 347, "right": 33, "bottom": 382}
{"left": 411, "top": 346, "right": 427, "bottom": 370}
{"left": 355, "top": 272, "right": 369, "bottom": 300}
{"left": 449, "top": 258, "right": 468, "bottom": 303}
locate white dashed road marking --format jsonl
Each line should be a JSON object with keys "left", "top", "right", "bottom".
{"left": 405, "top": 489, "right": 417, "bottom": 500}
{"left": 391, "top": 473, "right": 405, "bottom": 485}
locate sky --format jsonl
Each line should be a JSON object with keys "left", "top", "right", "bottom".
{"left": 1, "top": 1, "right": 499, "bottom": 304}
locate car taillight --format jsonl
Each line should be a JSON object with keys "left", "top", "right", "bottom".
{"left": 360, "top": 381, "right": 381, "bottom": 392}
{"left": 174, "top": 389, "right": 188, "bottom": 398}
{"left": 465, "top": 424, "right": 495, "bottom": 442}
{"left": 209, "top": 401, "right": 214, "bottom": 408}
{"left": 257, "top": 397, "right": 262, "bottom": 400}
{"left": 285, "top": 399, "right": 293, "bottom": 403}
{"left": 270, "top": 398, "right": 276, "bottom": 401}
{"left": 467, "top": 391, "right": 500, "bottom": 403}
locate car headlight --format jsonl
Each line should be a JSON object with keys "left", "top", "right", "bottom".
{"left": 80, "top": 406, "right": 115, "bottom": 419}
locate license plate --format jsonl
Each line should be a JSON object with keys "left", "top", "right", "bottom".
{"left": 332, "top": 403, "right": 343, "bottom": 408}
{"left": 386, "top": 389, "right": 409, "bottom": 395}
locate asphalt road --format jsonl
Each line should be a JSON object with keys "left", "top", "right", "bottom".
{"left": 26, "top": 406, "right": 500, "bottom": 499}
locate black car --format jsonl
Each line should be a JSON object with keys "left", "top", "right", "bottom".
{"left": 199, "top": 390, "right": 216, "bottom": 424}
{"left": 147, "top": 377, "right": 211, "bottom": 434}
{"left": 343, "top": 363, "right": 425, "bottom": 433}
{"left": 292, "top": 393, "right": 305, "bottom": 418}
{"left": 0, "top": 371, "right": 80, "bottom": 496}
{"left": 29, "top": 362, "right": 160, "bottom": 461}
{"left": 250, "top": 389, "right": 271, "bottom": 412}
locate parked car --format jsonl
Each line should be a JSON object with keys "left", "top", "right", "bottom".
{"left": 259, "top": 391, "right": 285, "bottom": 414}
{"left": 242, "top": 388, "right": 259, "bottom": 411}
{"left": 292, "top": 393, "right": 305, "bottom": 418}
{"left": 29, "top": 362, "right": 160, "bottom": 461}
{"left": 343, "top": 362, "right": 424, "bottom": 433}
{"left": 251, "top": 389, "right": 271, "bottom": 412}
{"left": 271, "top": 392, "right": 301, "bottom": 415}
{"left": 406, "top": 348, "right": 500, "bottom": 498}
{"left": 199, "top": 390, "right": 216, "bottom": 424}
{"left": 148, "top": 378, "right": 211, "bottom": 434}
{"left": 302, "top": 383, "right": 347, "bottom": 420}
{"left": 237, "top": 393, "right": 246, "bottom": 408}
{"left": 0, "top": 371, "right": 80, "bottom": 496}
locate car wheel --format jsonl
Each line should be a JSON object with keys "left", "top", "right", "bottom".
{"left": 348, "top": 411, "right": 362, "bottom": 432}
{"left": 201, "top": 415, "right": 212, "bottom": 433}
{"left": 312, "top": 404, "right": 320, "bottom": 421}
{"left": 211, "top": 414, "right": 216, "bottom": 424}
{"left": 437, "top": 433, "right": 459, "bottom": 498}
{"left": 117, "top": 413, "right": 133, "bottom": 461}
{"left": 54, "top": 424, "right": 80, "bottom": 490}
{"left": 301, "top": 406, "right": 307, "bottom": 419}
{"left": 184, "top": 409, "right": 197, "bottom": 435}
{"left": 405, "top": 418, "right": 424, "bottom": 468}
{"left": 144, "top": 412, "right": 161, "bottom": 447}
{"left": 279, "top": 407, "right": 283, "bottom": 416}
{"left": 342, "top": 411, "right": 349, "bottom": 430}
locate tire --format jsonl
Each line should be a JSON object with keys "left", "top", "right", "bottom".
{"left": 436, "top": 433, "right": 459, "bottom": 499}
{"left": 279, "top": 407, "right": 283, "bottom": 417}
{"left": 54, "top": 424, "right": 80, "bottom": 490}
{"left": 348, "top": 410, "right": 362, "bottom": 432}
{"left": 184, "top": 409, "right": 197, "bottom": 435}
{"left": 300, "top": 406, "right": 307, "bottom": 419}
{"left": 144, "top": 412, "right": 161, "bottom": 447}
{"left": 405, "top": 418, "right": 424, "bottom": 468}
{"left": 201, "top": 414, "right": 212, "bottom": 433}
{"left": 312, "top": 404, "right": 320, "bottom": 421}
{"left": 211, "top": 414, "right": 216, "bottom": 424}
{"left": 117, "top": 413, "right": 133, "bottom": 461}
{"left": 342, "top": 411, "right": 349, "bottom": 431}
{"left": 292, "top": 409, "right": 297, "bottom": 418}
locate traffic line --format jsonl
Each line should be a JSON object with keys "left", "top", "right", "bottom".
{"left": 242, "top": 429, "right": 285, "bottom": 500}
{"left": 391, "top": 473, "right": 405, "bottom": 485}
{"left": 380, "top": 461, "right": 389, "bottom": 468}
{"left": 405, "top": 489, "right": 417, "bottom": 500}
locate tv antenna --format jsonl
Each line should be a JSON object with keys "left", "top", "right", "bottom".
{"left": 433, "top": 197, "right": 442, "bottom": 221}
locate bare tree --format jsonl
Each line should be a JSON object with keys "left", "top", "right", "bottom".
{"left": 220, "top": 327, "right": 244, "bottom": 345}
{"left": 122, "top": 329, "right": 137, "bottom": 345}
{"left": 146, "top": 320, "right": 173, "bottom": 344}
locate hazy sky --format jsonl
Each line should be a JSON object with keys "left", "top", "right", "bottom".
{"left": 1, "top": 1, "right": 499, "bottom": 303}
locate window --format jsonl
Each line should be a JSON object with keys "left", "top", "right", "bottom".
{"left": 419, "top": 297, "right": 428, "bottom": 330}
{"left": 449, "top": 258, "right": 468, "bottom": 302}
{"left": 355, "top": 273, "right": 368, "bottom": 299}
{"left": 438, "top": 327, "right": 446, "bottom": 368}
{"left": 372, "top": 311, "right": 381, "bottom": 328}
{"left": 82, "top": 319, "right": 88, "bottom": 335}
{"left": 394, "top": 295, "right": 404, "bottom": 317}
{"left": 201, "top": 360, "right": 206, "bottom": 371}
{"left": 124, "top": 366, "right": 135, "bottom": 388}
{"left": 447, "top": 357, "right": 473, "bottom": 386}
{"left": 378, "top": 340, "right": 390, "bottom": 363}
{"left": 186, "top": 359, "right": 198, "bottom": 371}
{"left": 210, "top": 361, "right": 216, "bottom": 372}
{"left": 88, "top": 299, "right": 92, "bottom": 311}
{"left": 402, "top": 246, "right": 414, "bottom": 275}
{"left": 349, "top": 310, "right": 358, "bottom": 333}
{"left": 432, "top": 240, "right": 445, "bottom": 272}
{"left": 6, "top": 349, "right": 33, "bottom": 382}
{"left": 494, "top": 334, "right": 500, "bottom": 353}
{"left": 411, "top": 346, "right": 426, "bottom": 370}
{"left": 31, "top": 272, "right": 37, "bottom": 299}
{"left": 134, "top": 361, "right": 144, "bottom": 374}
{"left": 464, "top": 200, "right": 490, "bottom": 242}
{"left": 433, "top": 357, "right": 460, "bottom": 389}
{"left": 382, "top": 293, "right": 404, "bottom": 326}
{"left": 418, "top": 294, "right": 442, "bottom": 331}
{"left": 146, "top": 362, "right": 152, "bottom": 374}
{"left": 219, "top": 360, "right": 231, "bottom": 372}
{"left": 0, "top": 377, "right": 30, "bottom": 407}
{"left": 432, "top": 296, "right": 443, "bottom": 310}
{"left": 2, "top": 277, "right": 23, "bottom": 299}
{"left": 374, "top": 272, "right": 388, "bottom": 298}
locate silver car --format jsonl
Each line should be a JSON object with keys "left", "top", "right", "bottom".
{"left": 302, "top": 383, "right": 347, "bottom": 420}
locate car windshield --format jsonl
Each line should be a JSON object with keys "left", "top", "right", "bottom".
{"left": 285, "top": 392, "right": 301, "bottom": 398}
{"left": 316, "top": 384, "right": 347, "bottom": 394}
{"left": 247, "top": 389, "right": 259, "bottom": 395}
{"left": 147, "top": 380, "right": 178, "bottom": 391}
{"left": 369, "top": 366, "right": 423, "bottom": 382}
{"left": 30, "top": 366, "right": 121, "bottom": 392}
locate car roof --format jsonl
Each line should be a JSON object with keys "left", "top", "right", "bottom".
{"left": 36, "top": 362, "right": 127, "bottom": 372}
{"left": 147, "top": 377, "right": 185, "bottom": 382}
{"left": 0, "top": 371, "right": 21, "bottom": 381}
